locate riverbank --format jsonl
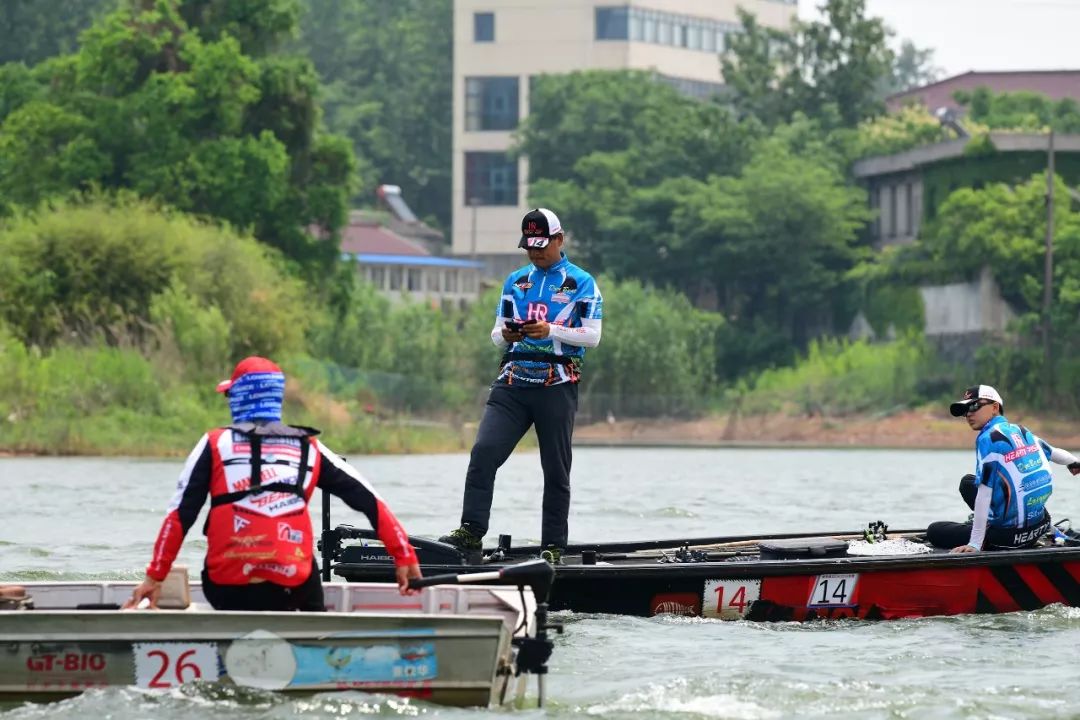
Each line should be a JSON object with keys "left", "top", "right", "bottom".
{"left": 573, "top": 407, "right": 1080, "bottom": 450}
{"left": 6, "top": 406, "right": 1080, "bottom": 456}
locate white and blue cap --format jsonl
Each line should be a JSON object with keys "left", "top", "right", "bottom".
{"left": 519, "top": 208, "right": 563, "bottom": 249}
{"left": 949, "top": 384, "right": 1004, "bottom": 417}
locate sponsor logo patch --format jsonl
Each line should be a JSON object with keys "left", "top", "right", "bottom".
{"left": 278, "top": 523, "right": 303, "bottom": 543}
{"left": 233, "top": 516, "right": 250, "bottom": 532}
{"left": 1004, "top": 444, "right": 1038, "bottom": 463}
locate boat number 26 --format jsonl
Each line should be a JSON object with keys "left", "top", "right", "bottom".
{"left": 808, "top": 574, "right": 859, "bottom": 607}
{"left": 133, "top": 643, "right": 221, "bottom": 688}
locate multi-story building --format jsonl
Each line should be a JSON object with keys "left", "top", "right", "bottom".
{"left": 452, "top": 0, "right": 798, "bottom": 278}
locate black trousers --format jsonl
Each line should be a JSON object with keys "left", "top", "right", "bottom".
{"left": 201, "top": 561, "right": 325, "bottom": 611}
{"left": 927, "top": 474, "right": 1051, "bottom": 550}
{"left": 461, "top": 382, "right": 578, "bottom": 549}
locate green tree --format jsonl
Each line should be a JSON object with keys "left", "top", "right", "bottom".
{"left": 880, "top": 40, "right": 942, "bottom": 96}
{"left": 0, "top": 197, "right": 309, "bottom": 360}
{"left": 297, "top": 0, "right": 453, "bottom": 228}
{"left": 670, "top": 130, "right": 872, "bottom": 370}
{"left": 957, "top": 87, "right": 1080, "bottom": 133}
{"left": 0, "top": 0, "right": 355, "bottom": 269}
{"left": 723, "top": 0, "right": 894, "bottom": 129}
{"left": 0, "top": 0, "right": 113, "bottom": 65}
{"left": 519, "top": 70, "right": 761, "bottom": 274}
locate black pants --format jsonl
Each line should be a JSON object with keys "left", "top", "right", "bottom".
{"left": 461, "top": 382, "right": 578, "bottom": 549}
{"left": 201, "top": 561, "right": 325, "bottom": 611}
{"left": 927, "top": 474, "right": 1051, "bottom": 550}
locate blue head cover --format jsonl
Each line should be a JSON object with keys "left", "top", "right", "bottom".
{"left": 226, "top": 371, "right": 285, "bottom": 423}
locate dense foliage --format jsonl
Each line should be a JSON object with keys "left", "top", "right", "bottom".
{"left": 0, "top": 0, "right": 353, "bottom": 269}
{"left": 296, "top": 0, "right": 452, "bottom": 228}
{"left": 4, "top": 0, "right": 1080, "bottom": 456}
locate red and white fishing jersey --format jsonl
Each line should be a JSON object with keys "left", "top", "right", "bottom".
{"left": 146, "top": 424, "right": 416, "bottom": 586}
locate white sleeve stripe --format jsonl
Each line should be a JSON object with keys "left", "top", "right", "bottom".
{"left": 167, "top": 434, "right": 209, "bottom": 512}
{"left": 314, "top": 439, "right": 384, "bottom": 502}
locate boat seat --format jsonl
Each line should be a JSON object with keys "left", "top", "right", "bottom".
{"left": 758, "top": 537, "right": 849, "bottom": 560}
{"left": 158, "top": 566, "right": 191, "bottom": 610}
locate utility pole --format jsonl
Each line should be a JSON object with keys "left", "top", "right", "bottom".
{"left": 1043, "top": 129, "right": 1055, "bottom": 405}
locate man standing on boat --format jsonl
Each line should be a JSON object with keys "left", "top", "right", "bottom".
{"left": 440, "top": 208, "right": 603, "bottom": 563}
{"left": 928, "top": 385, "right": 1080, "bottom": 553}
{"left": 128, "top": 356, "right": 421, "bottom": 611}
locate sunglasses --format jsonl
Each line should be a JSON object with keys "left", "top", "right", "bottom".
{"left": 520, "top": 236, "right": 551, "bottom": 249}
{"left": 965, "top": 401, "right": 992, "bottom": 415}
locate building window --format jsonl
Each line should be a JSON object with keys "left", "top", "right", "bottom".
{"left": 465, "top": 152, "right": 518, "bottom": 206}
{"left": 657, "top": 17, "right": 672, "bottom": 45}
{"left": 687, "top": 23, "right": 702, "bottom": 50}
{"left": 474, "top": 12, "right": 494, "bottom": 42}
{"left": 465, "top": 77, "right": 519, "bottom": 131}
{"left": 595, "top": 7, "right": 629, "bottom": 40}
{"left": 621, "top": 7, "right": 741, "bottom": 55}
{"left": 643, "top": 14, "right": 657, "bottom": 42}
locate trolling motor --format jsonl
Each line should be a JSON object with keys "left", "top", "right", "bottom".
{"left": 407, "top": 559, "right": 562, "bottom": 707}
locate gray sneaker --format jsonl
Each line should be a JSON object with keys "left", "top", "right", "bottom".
{"left": 439, "top": 524, "right": 483, "bottom": 552}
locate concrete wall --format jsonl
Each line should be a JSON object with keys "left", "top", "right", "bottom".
{"left": 920, "top": 267, "right": 1016, "bottom": 337}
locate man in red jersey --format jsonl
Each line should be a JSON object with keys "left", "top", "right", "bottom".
{"left": 128, "top": 356, "right": 420, "bottom": 611}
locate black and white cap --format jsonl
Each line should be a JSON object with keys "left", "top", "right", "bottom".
{"left": 519, "top": 208, "right": 563, "bottom": 249}
{"left": 949, "top": 385, "right": 1004, "bottom": 417}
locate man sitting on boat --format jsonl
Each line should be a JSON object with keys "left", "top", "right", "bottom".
{"left": 128, "top": 356, "right": 421, "bottom": 611}
{"left": 928, "top": 385, "right": 1080, "bottom": 553}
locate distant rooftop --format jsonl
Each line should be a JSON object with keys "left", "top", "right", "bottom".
{"left": 887, "top": 69, "right": 1080, "bottom": 113}
{"left": 853, "top": 132, "right": 1080, "bottom": 178}
{"left": 339, "top": 219, "right": 430, "bottom": 257}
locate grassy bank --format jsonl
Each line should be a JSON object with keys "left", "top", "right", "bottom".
{"left": 0, "top": 337, "right": 470, "bottom": 456}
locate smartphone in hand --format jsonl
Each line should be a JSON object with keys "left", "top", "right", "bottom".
{"left": 505, "top": 320, "right": 525, "bottom": 332}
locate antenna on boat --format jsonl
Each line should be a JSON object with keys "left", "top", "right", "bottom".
{"left": 320, "top": 488, "right": 333, "bottom": 582}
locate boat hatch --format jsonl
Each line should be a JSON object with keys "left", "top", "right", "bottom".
{"left": 758, "top": 537, "right": 849, "bottom": 560}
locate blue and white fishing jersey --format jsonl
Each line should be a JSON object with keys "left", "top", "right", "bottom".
{"left": 496, "top": 254, "right": 603, "bottom": 386}
{"left": 974, "top": 415, "right": 1054, "bottom": 528}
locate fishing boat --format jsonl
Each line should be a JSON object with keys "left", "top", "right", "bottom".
{"left": 0, "top": 560, "right": 558, "bottom": 708}
{"left": 329, "top": 521, "right": 1080, "bottom": 621}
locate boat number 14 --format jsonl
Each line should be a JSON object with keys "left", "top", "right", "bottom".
{"left": 703, "top": 579, "right": 761, "bottom": 619}
{"left": 808, "top": 574, "right": 859, "bottom": 607}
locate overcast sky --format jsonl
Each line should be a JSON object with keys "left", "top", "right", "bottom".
{"left": 797, "top": 0, "right": 1080, "bottom": 77}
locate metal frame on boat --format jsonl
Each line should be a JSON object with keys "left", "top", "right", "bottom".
{"left": 0, "top": 574, "right": 556, "bottom": 707}
{"left": 329, "top": 524, "right": 1080, "bottom": 621}
{"left": 0, "top": 492, "right": 561, "bottom": 708}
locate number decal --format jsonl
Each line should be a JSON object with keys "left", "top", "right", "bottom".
{"left": 703, "top": 579, "right": 761, "bottom": 619}
{"left": 134, "top": 643, "right": 220, "bottom": 688}
{"left": 808, "top": 574, "right": 859, "bottom": 607}
{"left": 147, "top": 650, "right": 170, "bottom": 688}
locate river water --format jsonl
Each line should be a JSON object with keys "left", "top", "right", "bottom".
{"left": 3, "top": 447, "right": 1080, "bottom": 719}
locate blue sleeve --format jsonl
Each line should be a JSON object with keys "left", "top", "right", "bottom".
{"left": 976, "top": 435, "right": 993, "bottom": 485}
{"left": 575, "top": 273, "right": 603, "bottom": 320}
{"left": 1037, "top": 437, "right": 1054, "bottom": 458}
{"left": 497, "top": 274, "right": 514, "bottom": 320}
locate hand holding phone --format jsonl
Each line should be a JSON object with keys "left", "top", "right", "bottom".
{"left": 504, "top": 320, "right": 525, "bottom": 332}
